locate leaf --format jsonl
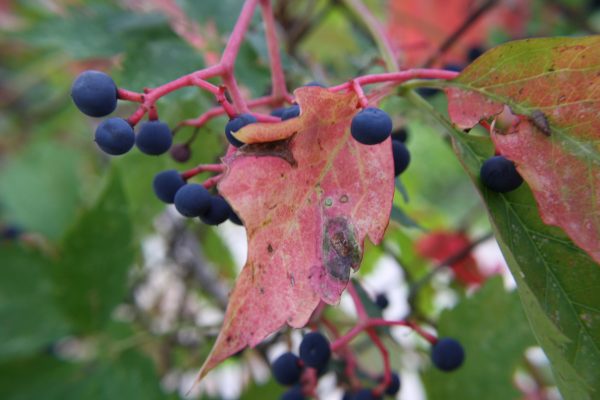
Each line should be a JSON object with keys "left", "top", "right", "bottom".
{"left": 0, "top": 244, "right": 69, "bottom": 361}
{"left": 52, "top": 167, "right": 134, "bottom": 333}
{"left": 196, "top": 87, "right": 395, "bottom": 379}
{"left": 422, "top": 278, "right": 536, "bottom": 400}
{"left": 441, "top": 117, "right": 600, "bottom": 399}
{"left": 0, "top": 141, "right": 83, "bottom": 240}
{"left": 446, "top": 36, "right": 600, "bottom": 263}
{"left": 386, "top": 0, "right": 530, "bottom": 67}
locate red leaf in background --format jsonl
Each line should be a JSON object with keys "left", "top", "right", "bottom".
{"left": 416, "top": 231, "right": 485, "bottom": 286}
{"left": 445, "top": 36, "right": 600, "bottom": 263}
{"left": 194, "top": 87, "right": 395, "bottom": 380}
{"left": 386, "top": 0, "right": 529, "bottom": 67}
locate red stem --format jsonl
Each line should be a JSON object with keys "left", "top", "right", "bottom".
{"left": 260, "top": 0, "right": 290, "bottom": 101}
{"left": 202, "top": 173, "right": 225, "bottom": 189}
{"left": 347, "top": 281, "right": 369, "bottom": 322}
{"left": 366, "top": 328, "right": 391, "bottom": 396}
{"left": 181, "top": 164, "right": 226, "bottom": 180}
{"left": 329, "top": 69, "right": 459, "bottom": 92}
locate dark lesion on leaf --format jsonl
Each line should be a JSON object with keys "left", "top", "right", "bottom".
{"left": 530, "top": 110, "right": 551, "bottom": 137}
{"left": 240, "top": 135, "right": 297, "bottom": 167}
{"left": 322, "top": 217, "right": 361, "bottom": 282}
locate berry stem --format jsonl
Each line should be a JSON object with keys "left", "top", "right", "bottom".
{"left": 329, "top": 69, "right": 459, "bottom": 93}
{"left": 351, "top": 80, "right": 369, "bottom": 108}
{"left": 365, "top": 328, "right": 391, "bottom": 396}
{"left": 347, "top": 281, "right": 369, "bottom": 322}
{"left": 260, "top": 0, "right": 291, "bottom": 102}
{"left": 202, "top": 173, "right": 225, "bottom": 189}
{"left": 181, "top": 164, "right": 227, "bottom": 180}
{"left": 117, "top": 88, "right": 144, "bottom": 102}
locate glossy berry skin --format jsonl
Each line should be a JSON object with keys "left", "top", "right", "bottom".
{"left": 225, "top": 113, "right": 257, "bottom": 147}
{"left": 170, "top": 143, "right": 191, "bottom": 163}
{"left": 135, "top": 120, "right": 172, "bottom": 155}
{"left": 271, "top": 352, "right": 302, "bottom": 386}
{"left": 71, "top": 70, "right": 118, "bottom": 117}
{"left": 431, "top": 337, "right": 465, "bottom": 371}
{"left": 391, "top": 128, "right": 408, "bottom": 143}
{"left": 352, "top": 388, "right": 381, "bottom": 400}
{"left": 280, "top": 386, "right": 304, "bottom": 400}
{"left": 200, "top": 196, "right": 232, "bottom": 225}
{"left": 299, "top": 332, "right": 331, "bottom": 369}
{"left": 229, "top": 210, "right": 243, "bottom": 225}
{"left": 480, "top": 155, "right": 523, "bottom": 193}
{"left": 392, "top": 140, "right": 410, "bottom": 176}
{"left": 94, "top": 118, "right": 135, "bottom": 155}
{"left": 270, "top": 107, "right": 287, "bottom": 118}
{"left": 153, "top": 170, "right": 186, "bottom": 204}
{"left": 383, "top": 372, "right": 401, "bottom": 395}
{"left": 174, "top": 184, "right": 211, "bottom": 217}
{"left": 351, "top": 107, "right": 392, "bottom": 145}
{"left": 467, "top": 46, "right": 484, "bottom": 62}
{"left": 281, "top": 104, "right": 300, "bottom": 121}
{"left": 375, "top": 293, "right": 389, "bottom": 310}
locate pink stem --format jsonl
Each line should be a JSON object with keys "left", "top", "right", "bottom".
{"left": 260, "top": 0, "right": 289, "bottom": 100}
{"left": 366, "top": 328, "right": 391, "bottom": 396}
{"left": 181, "top": 164, "right": 226, "bottom": 180}
{"left": 351, "top": 80, "right": 369, "bottom": 108}
{"left": 117, "top": 88, "right": 144, "bottom": 102}
{"left": 347, "top": 281, "right": 369, "bottom": 322}
{"left": 202, "top": 174, "right": 225, "bottom": 189}
{"left": 329, "top": 69, "right": 459, "bottom": 93}
{"left": 331, "top": 322, "right": 365, "bottom": 351}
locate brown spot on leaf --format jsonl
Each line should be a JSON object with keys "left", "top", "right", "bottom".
{"left": 241, "top": 135, "right": 297, "bottom": 167}
{"left": 322, "top": 217, "right": 360, "bottom": 281}
{"left": 267, "top": 244, "right": 273, "bottom": 253}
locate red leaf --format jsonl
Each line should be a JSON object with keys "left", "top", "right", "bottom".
{"left": 195, "top": 88, "right": 395, "bottom": 379}
{"left": 386, "top": 0, "right": 529, "bottom": 67}
{"left": 445, "top": 36, "right": 600, "bottom": 263}
{"left": 416, "top": 231, "right": 485, "bottom": 286}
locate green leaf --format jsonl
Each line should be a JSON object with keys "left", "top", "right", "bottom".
{"left": 422, "top": 278, "right": 536, "bottom": 400}
{"left": 424, "top": 96, "right": 600, "bottom": 399}
{"left": 0, "top": 350, "right": 165, "bottom": 400}
{"left": 52, "top": 167, "right": 134, "bottom": 333}
{"left": 0, "top": 244, "right": 69, "bottom": 361}
{"left": 0, "top": 141, "right": 82, "bottom": 239}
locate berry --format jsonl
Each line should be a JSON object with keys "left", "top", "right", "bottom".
{"left": 174, "top": 184, "right": 211, "bottom": 217}
{"left": 299, "top": 332, "right": 331, "bottom": 369}
{"left": 382, "top": 372, "right": 401, "bottom": 395}
{"left": 200, "top": 196, "right": 232, "bottom": 225}
{"left": 467, "top": 46, "right": 484, "bottom": 62}
{"left": 94, "top": 118, "right": 135, "bottom": 155}
{"left": 374, "top": 293, "right": 389, "bottom": 310}
{"left": 2, "top": 225, "right": 22, "bottom": 240}
{"left": 391, "top": 128, "right": 408, "bottom": 143}
{"left": 229, "top": 210, "right": 243, "bottom": 225}
{"left": 280, "top": 386, "right": 305, "bottom": 400}
{"left": 431, "top": 337, "right": 465, "bottom": 371}
{"left": 392, "top": 140, "right": 410, "bottom": 176}
{"left": 352, "top": 388, "right": 381, "bottom": 400}
{"left": 153, "top": 170, "right": 186, "bottom": 204}
{"left": 480, "top": 155, "right": 523, "bottom": 193}
{"left": 225, "top": 113, "right": 257, "bottom": 147}
{"left": 281, "top": 104, "right": 300, "bottom": 121}
{"left": 304, "top": 81, "right": 326, "bottom": 88}
{"left": 271, "top": 352, "right": 302, "bottom": 386}
{"left": 271, "top": 107, "right": 287, "bottom": 118}
{"left": 71, "top": 70, "right": 118, "bottom": 117}
{"left": 351, "top": 107, "right": 392, "bottom": 145}
{"left": 170, "top": 143, "right": 192, "bottom": 163}
{"left": 416, "top": 87, "right": 439, "bottom": 98}
{"left": 135, "top": 120, "right": 172, "bottom": 155}
{"left": 342, "top": 392, "right": 353, "bottom": 400}
{"left": 443, "top": 63, "right": 463, "bottom": 72}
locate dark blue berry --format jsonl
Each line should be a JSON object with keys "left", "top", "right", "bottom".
{"left": 342, "top": 392, "right": 353, "bottom": 400}
{"left": 170, "top": 143, "right": 191, "bottom": 163}
{"left": 416, "top": 87, "right": 439, "bottom": 98}
{"left": 382, "top": 372, "right": 401, "bottom": 395}
{"left": 281, "top": 105, "right": 300, "bottom": 121}
{"left": 135, "top": 120, "right": 172, "bottom": 155}
{"left": 225, "top": 113, "right": 257, "bottom": 147}
{"left": 391, "top": 128, "right": 408, "bottom": 143}
{"left": 480, "top": 155, "right": 523, "bottom": 193}
{"left": 2, "top": 225, "right": 22, "bottom": 240}
{"left": 200, "top": 196, "right": 232, "bottom": 225}
{"left": 467, "top": 46, "right": 485, "bottom": 62}
{"left": 153, "top": 170, "right": 186, "bottom": 204}
{"left": 304, "top": 81, "right": 326, "bottom": 88}
{"left": 375, "top": 293, "right": 389, "bottom": 309}
{"left": 299, "top": 332, "right": 331, "bottom": 369}
{"left": 71, "top": 70, "right": 118, "bottom": 117}
{"left": 443, "top": 63, "right": 464, "bottom": 72}
{"left": 351, "top": 107, "right": 392, "bottom": 145}
{"left": 431, "top": 337, "right": 465, "bottom": 371}
{"left": 271, "top": 352, "right": 302, "bottom": 386}
{"left": 352, "top": 388, "right": 381, "bottom": 400}
{"left": 94, "top": 118, "right": 135, "bottom": 155}
{"left": 174, "top": 184, "right": 211, "bottom": 217}
{"left": 271, "top": 107, "right": 287, "bottom": 118}
{"left": 280, "top": 386, "right": 305, "bottom": 400}
{"left": 392, "top": 140, "right": 410, "bottom": 176}
{"left": 229, "top": 210, "right": 243, "bottom": 225}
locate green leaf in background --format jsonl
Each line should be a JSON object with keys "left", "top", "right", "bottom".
{"left": 429, "top": 102, "right": 600, "bottom": 399}
{"left": 0, "top": 350, "right": 165, "bottom": 400}
{"left": 0, "top": 244, "right": 69, "bottom": 361}
{"left": 422, "top": 277, "right": 536, "bottom": 400}
{"left": 52, "top": 167, "right": 134, "bottom": 333}
{"left": 0, "top": 141, "right": 82, "bottom": 240}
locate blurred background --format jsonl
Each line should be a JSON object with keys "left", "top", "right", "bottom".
{"left": 1, "top": 0, "right": 599, "bottom": 399}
